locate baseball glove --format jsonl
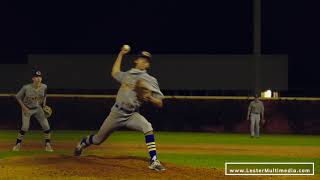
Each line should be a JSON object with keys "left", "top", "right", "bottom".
{"left": 43, "top": 105, "right": 53, "bottom": 118}
{"left": 134, "top": 80, "right": 152, "bottom": 102}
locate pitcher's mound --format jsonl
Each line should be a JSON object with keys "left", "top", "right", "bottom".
{"left": 0, "top": 154, "right": 223, "bottom": 179}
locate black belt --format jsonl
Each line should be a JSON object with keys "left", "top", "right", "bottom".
{"left": 251, "top": 112, "right": 260, "bottom": 115}
{"left": 115, "top": 104, "right": 136, "bottom": 114}
{"left": 28, "top": 107, "right": 39, "bottom": 110}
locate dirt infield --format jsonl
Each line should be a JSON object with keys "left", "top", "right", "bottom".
{"left": 0, "top": 155, "right": 224, "bottom": 180}
{"left": 0, "top": 155, "right": 316, "bottom": 180}
{"left": 0, "top": 142, "right": 318, "bottom": 179}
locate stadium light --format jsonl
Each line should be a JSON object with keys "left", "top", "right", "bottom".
{"left": 261, "top": 89, "right": 272, "bottom": 98}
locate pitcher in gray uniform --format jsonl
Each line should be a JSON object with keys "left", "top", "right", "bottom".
{"left": 12, "top": 70, "right": 54, "bottom": 152}
{"left": 74, "top": 45, "right": 166, "bottom": 171}
{"left": 247, "top": 94, "right": 265, "bottom": 138}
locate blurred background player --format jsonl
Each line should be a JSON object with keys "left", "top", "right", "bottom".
{"left": 74, "top": 45, "right": 166, "bottom": 171}
{"left": 247, "top": 94, "right": 265, "bottom": 138}
{"left": 12, "top": 70, "right": 53, "bottom": 152}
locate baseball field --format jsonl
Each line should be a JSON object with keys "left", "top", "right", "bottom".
{"left": 0, "top": 130, "right": 319, "bottom": 179}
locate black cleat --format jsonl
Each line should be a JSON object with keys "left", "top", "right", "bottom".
{"left": 74, "top": 138, "right": 86, "bottom": 156}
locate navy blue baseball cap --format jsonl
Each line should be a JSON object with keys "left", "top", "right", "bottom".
{"left": 32, "top": 70, "right": 42, "bottom": 77}
{"left": 137, "top": 51, "right": 152, "bottom": 60}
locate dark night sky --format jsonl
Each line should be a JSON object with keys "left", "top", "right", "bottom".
{"left": 0, "top": 0, "right": 319, "bottom": 92}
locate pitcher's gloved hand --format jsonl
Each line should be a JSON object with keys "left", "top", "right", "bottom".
{"left": 43, "top": 105, "right": 53, "bottom": 118}
{"left": 134, "top": 80, "right": 152, "bottom": 102}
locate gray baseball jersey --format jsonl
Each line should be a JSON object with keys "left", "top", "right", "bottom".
{"left": 248, "top": 100, "right": 264, "bottom": 137}
{"left": 248, "top": 100, "right": 264, "bottom": 114}
{"left": 112, "top": 68, "right": 164, "bottom": 112}
{"left": 16, "top": 84, "right": 47, "bottom": 109}
{"left": 91, "top": 68, "right": 164, "bottom": 145}
{"left": 16, "top": 83, "right": 50, "bottom": 132}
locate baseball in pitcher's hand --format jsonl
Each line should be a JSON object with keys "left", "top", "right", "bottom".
{"left": 120, "top": 45, "right": 130, "bottom": 55}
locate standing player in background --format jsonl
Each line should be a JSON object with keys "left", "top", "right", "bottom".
{"left": 74, "top": 45, "right": 166, "bottom": 171}
{"left": 12, "top": 70, "right": 54, "bottom": 152}
{"left": 247, "top": 94, "right": 265, "bottom": 138}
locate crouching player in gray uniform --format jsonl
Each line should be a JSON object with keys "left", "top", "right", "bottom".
{"left": 74, "top": 45, "right": 166, "bottom": 171}
{"left": 247, "top": 94, "right": 265, "bottom": 138}
{"left": 12, "top": 70, "right": 53, "bottom": 152}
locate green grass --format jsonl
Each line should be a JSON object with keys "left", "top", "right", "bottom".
{"left": 1, "top": 130, "right": 320, "bottom": 146}
{"left": 0, "top": 151, "right": 44, "bottom": 159}
{"left": 127, "top": 152, "right": 320, "bottom": 174}
{"left": 0, "top": 149, "right": 72, "bottom": 160}
{"left": 1, "top": 130, "right": 319, "bottom": 175}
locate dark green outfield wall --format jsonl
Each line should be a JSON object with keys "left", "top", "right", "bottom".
{"left": 1, "top": 96, "right": 319, "bottom": 134}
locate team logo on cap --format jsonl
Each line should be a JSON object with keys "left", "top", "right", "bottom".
{"left": 36, "top": 71, "right": 41, "bottom": 76}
